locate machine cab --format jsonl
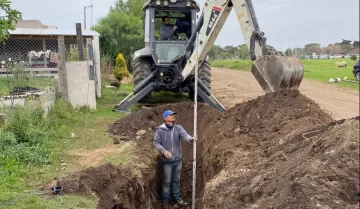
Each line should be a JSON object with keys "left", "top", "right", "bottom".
{"left": 143, "top": 0, "right": 200, "bottom": 64}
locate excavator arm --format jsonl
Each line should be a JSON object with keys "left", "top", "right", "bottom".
{"left": 183, "top": 0, "right": 304, "bottom": 94}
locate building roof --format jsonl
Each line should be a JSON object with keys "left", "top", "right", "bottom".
{"left": 15, "top": 20, "right": 58, "bottom": 29}
{"left": 10, "top": 28, "right": 100, "bottom": 37}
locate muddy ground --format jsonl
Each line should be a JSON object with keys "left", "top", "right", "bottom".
{"left": 56, "top": 89, "right": 359, "bottom": 209}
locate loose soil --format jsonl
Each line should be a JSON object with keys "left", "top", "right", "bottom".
{"left": 211, "top": 67, "right": 359, "bottom": 120}
{"left": 55, "top": 89, "right": 359, "bottom": 209}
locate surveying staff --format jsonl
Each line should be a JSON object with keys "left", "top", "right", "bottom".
{"left": 153, "top": 110, "right": 193, "bottom": 209}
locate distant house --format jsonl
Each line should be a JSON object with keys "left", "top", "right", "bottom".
{"left": 0, "top": 20, "right": 100, "bottom": 70}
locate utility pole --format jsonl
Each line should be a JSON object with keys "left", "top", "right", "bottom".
{"left": 84, "top": 4, "right": 93, "bottom": 30}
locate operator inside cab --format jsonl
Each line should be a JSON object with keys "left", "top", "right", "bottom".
{"left": 160, "top": 16, "right": 191, "bottom": 40}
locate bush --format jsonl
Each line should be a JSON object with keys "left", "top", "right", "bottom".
{"left": 113, "top": 53, "right": 129, "bottom": 82}
{"left": 350, "top": 55, "right": 358, "bottom": 61}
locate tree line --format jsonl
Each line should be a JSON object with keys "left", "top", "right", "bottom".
{"left": 92, "top": 0, "right": 359, "bottom": 65}
{"left": 92, "top": 0, "right": 146, "bottom": 67}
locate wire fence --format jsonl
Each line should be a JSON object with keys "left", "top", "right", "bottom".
{"left": 0, "top": 36, "right": 89, "bottom": 96}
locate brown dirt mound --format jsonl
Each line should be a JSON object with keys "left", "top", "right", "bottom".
{"left": 55, "top": 89, "right": 359, "bottom": 209}
{"left": 56, "top": 162, "right": 158, "bottom": 209}
{"left": 201, "top": 99, "right": 359, "bottom": 208}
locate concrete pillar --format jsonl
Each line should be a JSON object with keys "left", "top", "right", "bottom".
{"left": 92, "top": 35, "right": 101, "bottom": 98}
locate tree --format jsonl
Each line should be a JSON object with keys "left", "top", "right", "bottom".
{"left": 304, "top": 43, "right": 321, "bottom": 54}
{"left": 285, "top": 48, "right": 292, "bottom": 56}
{"left": 353, "top": 41, "right": 359, "bottom": 48}
{"left": 293, "top": 48, "right": 304, "bottom": 56}
{"left": 324, "top": 44, "right": 344, "bottom": 54}
{"left": 93, "top": 10, "right": 143, "bottom": 67}
{"left": 111, "top": 0, "right": 146, "bottom": 18}
{"left": 93, "top": 0, "right": 148, "bottom": 67}
{"left": 348, "top": 47, "right": 360, "bottom": 55}
{"left": 208, "top": 45, "right": 225, "bottom": 60}
{"left": 0, "top": 0, "right": 22, "bottom": 41}
{"left": 224, "top": 45, "right": 237, "bottom": 55}
{"left": 340, "top": 39, "right": 352, "bottom": 53}
{"left": 237, "top": 44, "right": 250, "bottom": 59}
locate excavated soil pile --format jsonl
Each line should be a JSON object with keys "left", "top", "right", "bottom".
{"left": 56, "top": 90, "right": 359, "bottom": 209}
{"left": 200, "top": 90, "right": 359, "bottom": 208}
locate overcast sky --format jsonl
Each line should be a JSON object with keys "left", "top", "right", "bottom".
{"left": 12, "top": 0, "right": 359, "bottom": 50}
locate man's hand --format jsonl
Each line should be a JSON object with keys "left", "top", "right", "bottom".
{"left": 163, "top": 150, "right": 172, "bottom": 159}
{"left": 189, "top": 137, "right": 195, "bottom": 142}
{"left": 173, "top": 26, "right": 177, "bottom": 31}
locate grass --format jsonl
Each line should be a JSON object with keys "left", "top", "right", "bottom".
{"left": 211, "top": 59, "right": 253, "bottom": 71}
{"left": 0, "top": 82, "right": 136, "bottom": 208}
{"left": 301, "top": 59, "right": 358, "bottom": 90}
{"left": 0, "top": 99, "right": 100, "bottom": 208}
{"left": 0, "top": 78, "right": 192, "bottom": 208}
{"left": 211, "top": 59, "right": 359, "bottom": 90}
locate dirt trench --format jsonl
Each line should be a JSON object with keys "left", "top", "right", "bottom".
{"left": 55, "top": 89, "right": 359, "bottom": 209}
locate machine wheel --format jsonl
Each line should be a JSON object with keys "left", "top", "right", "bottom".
{"left": 133, "top": 57, "right": 152, "bottom": 103}
{"left": 189, "top": 60, "right": 211, "bottom": 102}
{"left": 356, "top": 72, "right": 360, "bottom": 81}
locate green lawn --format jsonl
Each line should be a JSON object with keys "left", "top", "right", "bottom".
{"left": 211, "top": 59, "right": 359, "bottom": 90}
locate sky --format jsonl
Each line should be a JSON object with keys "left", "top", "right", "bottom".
{"left": 11, "top": 0, "right": 360, "bottom": 50}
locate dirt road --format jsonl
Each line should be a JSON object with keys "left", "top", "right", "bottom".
{"left": 212, "top": 67, "right": 359, "bottom": 120}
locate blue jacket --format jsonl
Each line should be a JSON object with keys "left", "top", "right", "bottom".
{"left": 153, "top": 123, "right": 192, "bottom": 162}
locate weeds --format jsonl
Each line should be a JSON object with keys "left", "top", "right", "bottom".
{"left": 0, "top": 106, "right": 49, "bottom": 166}
{"left": 0, "top": 96, "right": 87, "bottom": 167}
{"left": 100, "top": 55, "right": 115, "bottom": 82}
{"left": 0, "top": 82, "right": 135, "bottom": 208}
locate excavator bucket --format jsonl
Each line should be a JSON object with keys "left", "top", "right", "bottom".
{"left": 251, "top": 55, "right": 304, "bottom": 94}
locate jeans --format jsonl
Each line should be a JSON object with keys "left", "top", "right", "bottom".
{"left": 162, "top": 159, "right": 182, "bottom": 204}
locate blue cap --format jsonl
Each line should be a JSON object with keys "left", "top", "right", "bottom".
{"left": 163, "top": 110, "right": 177, "bottom": 118}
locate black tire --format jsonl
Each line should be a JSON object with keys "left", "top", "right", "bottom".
{"left": 133, "top": 57, "right": 152, "bottom": 103}
{"left": 189, "top": 60, "right": 211, "bottom": 102}
{"left": 356, "top": 72, "right": 360, "bottom": 81}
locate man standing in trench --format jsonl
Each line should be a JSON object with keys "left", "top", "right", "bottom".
{"left": 153, "top": 110, "right": 193, "bottom": 209}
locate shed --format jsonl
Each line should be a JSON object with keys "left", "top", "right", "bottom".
{"left": 0, "top": 20, "right": 100, "bottom": 69}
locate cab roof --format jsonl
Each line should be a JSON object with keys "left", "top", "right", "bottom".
{"left": 143, "top": 0, "right": 201, "bottom": 12}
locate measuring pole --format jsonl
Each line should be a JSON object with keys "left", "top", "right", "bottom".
{"left": 192, "top": 32, "right": 199, "bottom": 209}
